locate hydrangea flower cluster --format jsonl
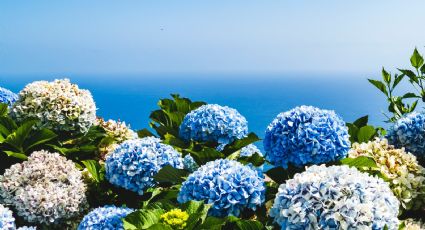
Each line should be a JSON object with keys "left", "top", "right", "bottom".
{"left": 178, "top": 159, "right": 265, "bottom": 217}
{"left": 95, "top": 118, "right": 138, "bottom": 160}
{"left": 387, "top": 112, "right": 425, "bottom": 158}
{"left": 264, "top": 105, "right": 350, "bottom": 168}
{"left": 160, "top": 209, "right": 189, "bottom": 229}
{"left": 78, "top": 206, "right": 133, "bottom": 230}
{"left": 401, "top": 219, "right": 425, "bottom": 230}
{"left": 0, "top": 204, "right": 15, "bottom": 230}
{"left": 0, "top": 87, "right": 18, "bottom": 108}
{"left": 105, "top": 137, "right": 184, "bottom": 195}
{"left": 182, "top": 154, "right": 199, "bottom": 172}
{"left": 179, "top": 104, "right": 248, "bottom": 147}
{"left": 269, "top": 165, "right": 400, "bottom": 230}
{"left": 349, "top": 138, "right": 425, "bottom": 210}
{"left": 11, "top": 79, "right": 96, "bottom": 134}
{"left": 0, "top": 150, "right": 88, "bottom": 225}
{"left": 240, "top": 144, "right": 263, "bottom": 157}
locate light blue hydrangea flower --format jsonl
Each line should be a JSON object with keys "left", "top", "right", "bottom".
{"left": 179, "top": 104, "right": 248, "bottom": 147}
{"left": 182, "top": 155, "right": 199, "bottom": 172}
{"left": 264, "top": 105, "right": 350, "bottom": 168}
{"left": 178, "top": 159, "right": 265, "bottom": 217}
{"left": 17, "top": 227, "right": 37, "bottom": 230}
{"left": 270, "top": 165, "right": 400, "bottom": 230}
{"left": 78, "top": 206, "right": 133, "bottom": 230}
{"left": 0, "top": 204, "right": 16, "bottom": 230}
{"left": 0, "top": 87, "right": 17, "bottom": 108}
{"left": 105, "top": 137, "right": 184, "bottom": 195}
{"left": 387, "top": 112, "right": 425, "bottom": 158}
{"left": 240, "top": 144, "right": 263, "bottom": 157}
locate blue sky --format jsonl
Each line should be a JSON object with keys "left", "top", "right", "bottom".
{"left": 0, "top": 1, "right": 424, "bottom": 76}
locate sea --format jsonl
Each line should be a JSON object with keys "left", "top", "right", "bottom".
{"left": 0, "top": 73, "right": 405, "bottom": 149}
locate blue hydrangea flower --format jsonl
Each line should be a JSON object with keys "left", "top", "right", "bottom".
{"left": 105, "top": 137, "right": 184, "bottom": 195}
{"left": 182, "top": 155, "right": 199, "bottom": 172}
{"left": 0, "top": 87, "right": 17, "bottom": 108}
{"left": 264, "top": 106, "right": 350, "bottom": 168}
{"left": 78, "top": 206, "right": 133, "bottom": 230}
{"left": 387, "top": 112, "right": 425, "bottom": 158}
{"left": 177, "top": 159, "right": 265, "bottom": 217}
{"left": 0, "top": 204, "right": 16, "bottom": 230}
{"left": 179, "top": 104, "right": 248, "bottom": 147}
{"left": 270, "top": 165, "right": 400, "bottom": 230}
{"left": 240, "top": 144, "right": 263, "bottom": 157}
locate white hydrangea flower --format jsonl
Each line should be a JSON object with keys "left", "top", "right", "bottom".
{"left": 95, "top": 118, "right": 137, "bottom": 160}
{"left": 349, "top": 138, "right": 425, "bottom": 210}
{"left": 11, "top": 79, "right": 96, "bottom": 134}
{"left": 0, "top": 150, "right": 88, "bottom": 226}
{"left": 401, "top": 219, "right": 425, "bottom": 230}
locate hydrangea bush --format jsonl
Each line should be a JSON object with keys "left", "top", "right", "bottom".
{"left": 264, "top": 105, "right": 351, "bottom": 168}
{"left": 178, "top": 159, "right": 265, "bottom": 217}
{"left": 387, "top": 112, "right": 425, "bottom": 158}
{"left": 0, "top": 150, "right": 88, "bottom": 225}
{"left": 11, "top": 79, "right": 96, "bottom": 134}
{"left": 179, "top": 104, "right": 248, "bottom": 147}
{"left": 78, "top": 206, "right": 133, "bottom": 230}
{"left": 105, "top": 137, "right": 184, "bottom": 195}
{"left": 269, "top": 165, "right": 400, "bottom": 230}
{"left": 0, "top": 87, "right": 18, "bottom": 108}
{"left": 349, "top": 138, "right": 425, "bottom": 210}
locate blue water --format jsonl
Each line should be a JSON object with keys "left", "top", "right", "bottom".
{"left": 0, "top": 74, "right": 395, "bottom": 144}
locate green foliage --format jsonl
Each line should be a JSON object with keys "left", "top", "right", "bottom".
{"left": 0, "top": 103, "right": 57, "bottom": 171}
{"left": 346, "top": 115, "right": 385, "bottom": 143}
{"left": 369, "top": 48, "right": 425, "bottom": 122}
{"left": 153, "top": 165, "right": 190, "bottom": 185}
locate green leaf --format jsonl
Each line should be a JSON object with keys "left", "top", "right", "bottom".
{"left": 153, "top": 165, "right": 189, "bottom": 184}
{"left": 24, "top": 128, "right": 57, "bottom": 151}
{"left": 265, "top": 166, "right": 303, "bottom": 184}
{"left": 393, "top": 74, "right": 404, "bottom": 88}
{"left": 227, "top": 216, "right": 264, "bottom": 230}
{"left": 0, "top": 116, "right": 18, "bottom": 131}
{"left": 402, "top": 92, "right": 419, "bottom": 99}
{"left": 163, "top": 133, "right": 188, "bottom": 149}
{"left": 382, "top": 68, "right": 391, "bottom": 83}
{"left": 147, "top": 223, "right": 173, "bottom": 230}
{"left": 183, "top": 201, "right": 212, "bottom": 229}
{"left": 81, "top": 160, "right": 104, "bottom": 182}
{"left": 199, "top": 217, "right": 226, "bottom": 230}
{"left": 222, "top": 133, "right": 260, "bottom": 155}
{"left": 137, "top": 128, "right": 156, "bottom": 138}
{"left": 353, "top": 115, "right": 368, "bottom": 127}
{"left": 123, "top": 209, "right": 165, "bottom": 230}
{"left": 340, "top": 156, "right": 378, "bottom": 170}
{"left": 238, "top": 153, "right": 265, "bottom": 167}
{"left": 368, "top": 79, "right": 388, "bottom": 96}
{"left": 410, "top": 48, "right": 424, "bottom": 69}
{"left": 0, "top": 103, "right": 8, "bottom": 116}
{"left": 4, "top": 120, "right": 37, "bottom": 152}
{"left": 357, "top": 125, "right": 376, "bottom": 143}
{"left": 188, "top": 147, "right": 224, "bottom": 165}
{"left": 421, "top": 63, "right": 425, "bottom": 74}
{"left": 4, "top": 150, "right": 27, "bottom": 160}
{"left": 346, "top": 123, "right": 359, "bottom": 143}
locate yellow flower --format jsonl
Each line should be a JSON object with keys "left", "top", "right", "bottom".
{"left": 160, "top": 209, "right": 189, "bottom": 229}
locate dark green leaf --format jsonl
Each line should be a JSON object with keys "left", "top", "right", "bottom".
{"left": 402, "top": 93, "right": 420, "bottom": 99}
{"left": 222, "top": 133, "right": 260, "bottom": 155}
{"left": 199, "top": 217, "right": 226, "bottom": 230}
{"left": 189, "top": 147, "right": 224, "bottom": 165}
{"left": 0, "top": 103, "right": 8, "bottom": 116}
{"left": 346, "top": 123, "right": 359, "bottom": 143}
{"left": 147, "top": 224, "right": 173, "bottom": 230}
{"left": 0, "top": 117, "right": 17, "bottom": 131}
{"left": 353, "top": 115, "right": 368, "bottom": 127}
{"left": 163, "top": 133, "right": 188, "bottom": 149}
{"left": 153, "top": 165, "right": 189, "bottom": 184}
{"left": 393, "top": 74, "right": 404, "bottom": 88}
{"left": 137, "top": 128, "right": 156, "bottom": 138}
{"left": 238, "top": 153, "right": 265, "bottom": 167}
{"left": 410, "top": 48, "right": 424, "bottom": 69}
{"left": 357, "top": 125, "right": 376, "bottom": 143}
{"left": 4, "top": 150, "right": 27, "bottom": 160}
{"left": 24, "top": 128, "right": 57, "bottom": 151}
{"left": 183, "top": 201, "right": 212, "bottom": 229}
{"left": 4, "top": 120, "right": 37, "bottom": 151}
{"left": 382, "top": 68, "right": 391, "bottom": 83}
{"left": 368, "top": 79, "right": 388, "bottom": 96}
{"left": 399, "top": 69, "right": 419, "bottom": 84}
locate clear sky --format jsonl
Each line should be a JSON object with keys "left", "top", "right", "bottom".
{"left": 1, "top": 1, "right": 424, "bottom": 76}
